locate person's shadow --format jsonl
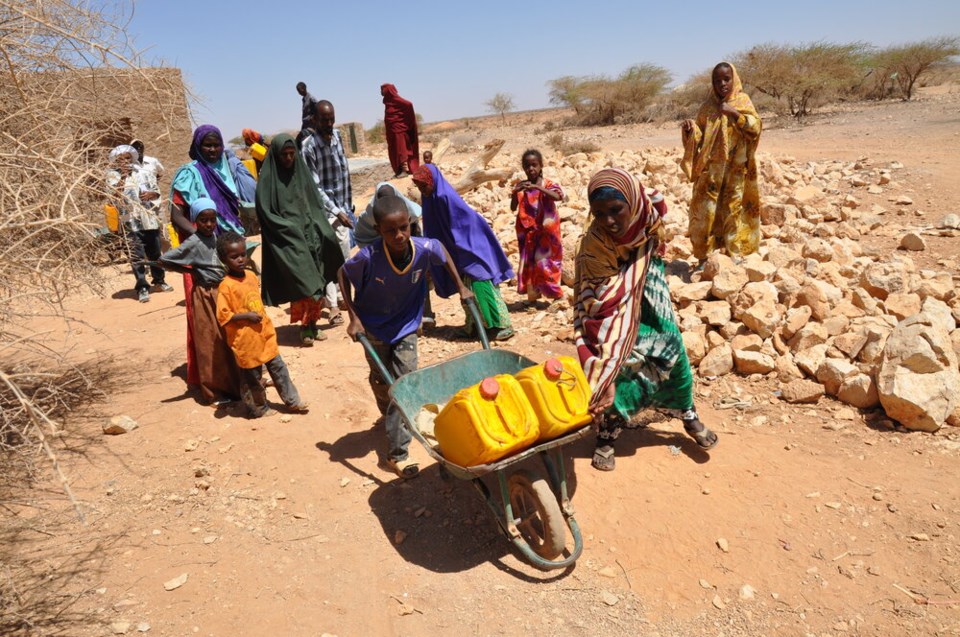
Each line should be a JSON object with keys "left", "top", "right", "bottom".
{"left": 316, "top": 431, "right": 582, "bottom": 579}
{"left": 573, "top": 417, "right": 716, "bottom": 465}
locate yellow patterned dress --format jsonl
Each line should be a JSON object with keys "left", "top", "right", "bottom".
{"left": 681, "top": 64, "right": 762, "bottom": 259}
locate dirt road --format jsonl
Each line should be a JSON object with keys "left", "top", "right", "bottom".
{"left": 5, "top": 90, "right": 960, "bottom": 637}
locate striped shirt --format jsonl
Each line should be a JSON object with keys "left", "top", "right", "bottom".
{"left": 301, "top": 128, "right": 352, "bottom": 220}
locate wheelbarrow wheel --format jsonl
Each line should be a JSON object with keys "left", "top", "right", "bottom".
{"left": 507, "top": 469, "right": 566, "bottom": 560}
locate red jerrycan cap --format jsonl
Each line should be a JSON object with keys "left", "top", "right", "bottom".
{"left": 543, "top": 358, "right": 564, "bottom": 381}
{"left": 479, "top": 377, "right": 500, "bottom": 399}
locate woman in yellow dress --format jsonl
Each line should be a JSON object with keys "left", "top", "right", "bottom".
{"left": 681, "top": 62, "right": 762, "bottom": 261}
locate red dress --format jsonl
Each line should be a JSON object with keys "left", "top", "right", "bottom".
{"left": 381, "top": 84, "right": 420, "bottom": 175}
{"left": 515, "top": 178, "right": 564, "bottom": 299}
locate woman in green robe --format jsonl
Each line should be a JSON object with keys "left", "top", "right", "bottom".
{"left": 256, "top": 134, "right": 345, "bottom": 346}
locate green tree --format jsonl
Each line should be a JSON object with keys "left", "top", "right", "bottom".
{"left": 735, "top": 41, "right": 868, "bottom": 119}
{"left": 485, "top": 92, "right": 515, "bottom": 122}
{"left": 873, "top": 36, "right": 960, "bottom": 100}
{"left": 547, "top": 76, "right": 586, "bottom": 113}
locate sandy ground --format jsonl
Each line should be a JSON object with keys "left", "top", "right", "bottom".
{"left": 5, "top": 89, "right": 960, "bottom": 637}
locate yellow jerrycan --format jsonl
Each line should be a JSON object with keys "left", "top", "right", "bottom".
{"left": 434, "top": 375, "right": 539, "bottom": 467}
{"left": 515, "top": 356, "right": 593, "bottom": 441}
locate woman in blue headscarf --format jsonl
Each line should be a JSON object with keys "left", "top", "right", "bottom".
{"left": 168, "top": 125, "right": 256, "bottom": 385}
{"left": 412, "top": 164, "right": 515, "bottom": 340}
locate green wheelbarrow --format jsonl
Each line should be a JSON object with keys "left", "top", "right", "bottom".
{"left": 358, "top": 300, "right": 589, "bottom": 570}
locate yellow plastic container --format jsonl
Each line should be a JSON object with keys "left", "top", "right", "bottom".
{"left": 103, "top": 204, "right": 120, "bottom": 233}
{"left": 434, "top": 375, "right": 539, "bottom": 467}
{"left": 242, "top": 158, "right": 258, "bottom": 180}
{"left": 516, "top": 356, "right": 593, "bottom": 441}
{"left": 166, "top": 223, "right": 180, "bottom": 248}
{"left": 249, "top": 142, "right": 267, "bottom": 162}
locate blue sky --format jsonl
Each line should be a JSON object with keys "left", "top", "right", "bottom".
{"left": 127, "top": 0, "right": 959, "bottom": 139}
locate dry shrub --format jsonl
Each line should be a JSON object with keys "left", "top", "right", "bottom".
{"left": 1, "top": 2, "right": 189, "bottom": 627}
{"left": 547, "top": 63, "right": 672, "bottom": 127}
{"left": 546, "top": 132, "right": 600, "bottom": 156}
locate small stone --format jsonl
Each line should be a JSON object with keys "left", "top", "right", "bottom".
{"left": 601, "top": 590, "right": 620, "bottom": 606}
{"left": 163, "top": 573, "right": 188, "bottom": 591}
{"left": 202, "top": 535, "right": 218, "bottom": 544}
{"left": 898, "top": 232, "right": 926, "bottom": 251}
{"left": 598, "top": 566, "right": 617, "bottom": 578}
{"left": 739, "top": 584, "right": 757, "bottom": 600}
{"left": 699, "top": 578, "right": 712, "bottom": 589}
{"left": 909, "top": 533, "right": 930, "bottom": 541}
{"left": 938, "top": 213, "right": 960, "bottom": 229}
{"left": 716, "top": 537, "right": 730, "bottom": 553}
{"left": 393, "top": 530, "right": 407, "bottom": 545}
{"left": 183, "top": 439, "right": 200, "bottom": 452}
{"left": 824, "top": 502, "right": 842, "bottom": 510}
{"left": 780, "top": 379, "right": 825, "bottom": 404}
{"left": 339, "top": 477, "right": 350, "bottom": 487}
{"left": 712, "top": 594, "right": 726, "bottom": 610}
{"left": 278, "top": 414, "right": 292, "bottom": 424}
{"left": 137, "top": 623, "right": 151, "bottom": 633}
{"left": 103, "top": 415, "right": 139, "bottom": 435}
{"left": 895, "top": 195, "right": 913, "bottom": 206}
{"left": 111, "top": 621, "right": 131, "bottom": 635}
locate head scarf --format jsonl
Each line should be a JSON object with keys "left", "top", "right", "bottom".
{"left": 109, "top": 144, "right": 139, "bottom": 166}
{"left": 411, "top": 165, "right": 433, "bottom": 192}
{"left": 254, "top": 133, "right": 344, "bottom": 306}
{"left": 241, "top": 128, "right": 262, "bottom": 146}
{"left": 171, "top": 124, "right": 244, "bottom": 235}
{"left": 188, "top": 196, "right": 217, "bottom": 222}
{"left": 416, "top": 164, "right": 513, "bottom": 297}
{"left": 354, "top": 181, "right": 422, "bottom": 247}
{"left": 681, "top": 63, "right": 760, "bottom": 183}
{"left": 574, "top": 169, "right": 666, "bottom": 405}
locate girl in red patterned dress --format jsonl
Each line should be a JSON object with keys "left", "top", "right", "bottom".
{"left": 510, "top": 149, "right": 564, "bottom": 303}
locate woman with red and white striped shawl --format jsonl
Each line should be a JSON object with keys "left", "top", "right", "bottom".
{"left": 574, "top": 168, "right": 718, "bottom": 471}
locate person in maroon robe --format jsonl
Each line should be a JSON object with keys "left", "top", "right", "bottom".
{"left": 381, "top": 83, "right": 420, "bottom": 177}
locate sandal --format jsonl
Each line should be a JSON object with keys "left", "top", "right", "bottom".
{"left": 386, "top": 457, "right": 420, "bottom": 479}
{"left": 489, "top": 328, "right": 515, "bottom": 342}
{"left": 683, "top": 419, "right": 719, "bottom": 450}
{"left": 299, "top": 327, "right": 314, "bottom": 347}
{"left": 592, "top": 445, "right": 616, "bottom": 471}
{"left": 329, "top": 314, "right": 344, "bottom": 326}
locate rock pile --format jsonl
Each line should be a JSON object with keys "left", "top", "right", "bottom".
{"left": 435, "top": 146, "right": 960, "bottom": 432}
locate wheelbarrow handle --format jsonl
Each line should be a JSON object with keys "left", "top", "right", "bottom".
{"left": 356, "top": 333, "right": 396, "bottom": 386}
{"left": 464, "top": 297, "right": 491, "bottom": 351}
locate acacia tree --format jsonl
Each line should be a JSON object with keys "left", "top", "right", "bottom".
{"left": 549, "top": 63, "right": 671, "bottom": 126}
{"left": 547, "top": 75, "right": 585, "bottom": 114}
{"left": 874, "top": 36, "right": 960, "bottom": 100}
{"left": 486, "top": 92, "right": 515, "bottom": 122}
{"left": 735, "top": 41, "right": 867, "bottom": 119}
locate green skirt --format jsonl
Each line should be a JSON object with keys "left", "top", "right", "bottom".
{"left": 464, "top": 276, "right": 512, "bottom": 331}
{"left": 612, "top": 258, "right": 694, "bottom": 418}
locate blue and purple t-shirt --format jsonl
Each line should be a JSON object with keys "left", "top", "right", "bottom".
{"left": 343, "top": 237, "right": 447, "bottom": 343}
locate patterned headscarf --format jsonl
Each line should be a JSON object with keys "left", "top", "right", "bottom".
{"left": 681, "top": 63, "right": 760, "bottom": 183}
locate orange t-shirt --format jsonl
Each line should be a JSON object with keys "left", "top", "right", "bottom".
{"left": 216, "top": 271, "right": 279, "bottom": 369}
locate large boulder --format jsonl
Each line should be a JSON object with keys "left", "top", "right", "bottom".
{"left": 877, "top": 313, "right": 960, "bottom": 432}
{"left": 733, "top": 349, "right": 776, "bottom": 375}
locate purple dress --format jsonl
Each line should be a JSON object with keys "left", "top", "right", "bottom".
{"left": 419, "top": 164, "right": 514, "bottom": 298}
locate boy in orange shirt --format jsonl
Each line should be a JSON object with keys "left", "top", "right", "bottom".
{"left": 216, "top": 231, "right": 309, "bottom": 418}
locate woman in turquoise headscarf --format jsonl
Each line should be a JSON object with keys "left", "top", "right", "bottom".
{"left": 169, "top": 124, "right": 256, "bottom": 385}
